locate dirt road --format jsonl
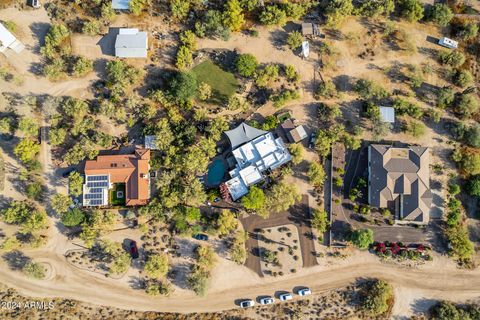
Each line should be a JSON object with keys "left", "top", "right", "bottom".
{"left": 0, "top": 246, "right": 478, "bottom": 314}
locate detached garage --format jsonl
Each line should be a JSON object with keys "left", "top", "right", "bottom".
{"left": 114, "top": 28, "right": 148, "bottom": 58}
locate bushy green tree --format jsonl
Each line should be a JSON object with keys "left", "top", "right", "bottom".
{"left": 235, "top": 53, "right": 258, "bottom": 77}
{"left": 316, "top": 80, "right": 338, "bottom": 99}
{"left": 241, "top": 186, "right": 266, "bottom": 211}
{"left": 170, "top": 71, "right": 198, "bottom": 102}
{"left": 307, "top": 162, "right": 326, "bottom": 187}
{"left": 223, "top": 0, "right": 245, "bottom": 32}
{"left": 255, "top": 64, "right": 279, "bottom": 87}
{"left": 311, "top": 209, "right": 329, "bottom": 237}
{"left": 18, "top": 118, "right": 39, "bottom": 138}
{"left": 197, "top": 82, "right": 212, "bottom": 101}
{"left": 453, "top": 69, "right": 473, "bottom": 88}
{"left": 179, "top": 30, "right": 197, "bottom": 50}
{"left": 61, "top": 208, "right": 85, "bottom": 227}
{"left": 51, "top": 193, "right": 73, "bottom": 214}
{"left": 109, "top": 252, "right": 131, "bottom": 275}
{"left": 350, "top": 228, "right": 374, "bottom": 250}
{"left": 265, "top": 182, "right": 301, "bottom": 214}
{"left": 41, "top": 24, "right": 70, "bottom": 59}
{"left": 43, "top": 59, "right": 66, "bottom": 81}
{"left": 259, "top": 5, "right": 287, "bottom": 26}
{"left": 0, "top": 117, "right": 13, "bottom": 135}
{"left": 144, "top": 253, "right": 169, "bottom": 279}
{"left": 230, "top": 231, "right": 247, "bottom": 264}
{"left": 456, "top": 20, "right": 478, "bottom": 41}
{"left": 324, "top": 0, "right": 354, "bottom": 27}
{"left": 362, "top": 279, "right": 393, "bottom": 316}
{"left": 68, "top": 171, "right": 84, "bottom": 197}
{"left": 466, "top": 175, "right": 480, "bottom": 196}
{"left": 453, "top": 147, "right": 480, "bottom": 176}
{"left": 82, "top": 20, "right": 102, "bottom": 35}
{"left": 72, "top": 56, "right": 93, "bottom": 77}
{"left": 175, "top": 46, "right": 193, "bottom": 70}
{"left": 14, "top": 139, "right": 40, "bottom": 166}
{"left": 130, "top": 0, "right": 149, "bottom": 16}
{"left": 356, "top": 0, "right": 394, "bottom": 17}
{"left": 397, "top": 0, "right": 424, "bottom": 22}
{"left": 455, "top": 93, "right": 479, "bottom": 119}
{"left": 465, "top": 124, "right": 480, "bottom": 148}
{"left": 288, "top": 143, "right": 303, "bottom": 165}
{"left": 105, "top": 60, "right": 142, "bottom": 89}
{"left": 404, "top": 119, "right": 426, "bottom": 138}
{"left": 171, "top": 0, "right": 190, "bottom": 21}
{"left": 216, "top": 210, "right": 238, "bottom": 236}
{"left": 437, "top": 87, "right": 455, "bottom": 109}
{"left": 354, "top": 78, "right": 389, "bottom": 100}
{"left": 286, "top": 31, "right": 303, "bottom": 50}
{"left": 426, "top": 4, "right": 453, "bottom": 26}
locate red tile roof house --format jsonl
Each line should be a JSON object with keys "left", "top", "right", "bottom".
{"left": 82, "top": 149, "right": 151, "bottom": 207}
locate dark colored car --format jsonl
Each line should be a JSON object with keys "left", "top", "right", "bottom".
{"left": 193, "top": 234, "right": 209, "bottom": 241}
{"left": 62, "top": 167, "right": 77, "bottom": 178}
{"left": 129, "top": 240, "right": 139, "bottom": 259}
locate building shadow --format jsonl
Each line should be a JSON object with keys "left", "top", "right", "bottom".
{"left": 97, "top": 28, "right": 120, "bottom": 56}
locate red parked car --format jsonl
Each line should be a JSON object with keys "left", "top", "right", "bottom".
{"left": 129, "top": 240, "right": 139, "bottom": 259}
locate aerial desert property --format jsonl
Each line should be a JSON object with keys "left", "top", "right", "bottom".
{"left": 0, "top": 0, "right": 480, "bottom": 319}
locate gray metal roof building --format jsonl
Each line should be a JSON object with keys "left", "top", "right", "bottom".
{"left": 368, "top": 144, "right": 432, "bottom": 224}
{"left": 115, "top": 28, "right": 148, "bottom": 58}
{"left": 224, "top": 123, "right": 267, "bottom": 149}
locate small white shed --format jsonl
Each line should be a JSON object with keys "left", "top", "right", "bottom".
{"left": 379, "top": 107, "right": 395, "bottom": 123}
{"left": 114, "top": 28, "right": 148, "bottom": 58}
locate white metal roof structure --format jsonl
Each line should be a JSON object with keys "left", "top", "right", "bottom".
{"left": 115, "top": 28, "right": 148, "bottom": 58}
{"left": 438, "top": 37, "right": 458, "bottom": 49}
{"left": 112, "top": 0, "right": 130, "bottom": 9}
{"left": 379, "top": 106, "right": 395, "bottom": 123}
{"left": 0, "top": 23, "right": 24, "bottom": 54}
{"left": 226, "top": 132, "right": 292, "bottom": 200}
{"left": 82, "top": 175, "right": 110, "bottom": 206}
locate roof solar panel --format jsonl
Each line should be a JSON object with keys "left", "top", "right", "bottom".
{"left": 87, "top": 175, "right": 108, "bottom": 182}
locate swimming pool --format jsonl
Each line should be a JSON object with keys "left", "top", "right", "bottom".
{"left": 207, "top": 159, "right": 226, "bottom": 186}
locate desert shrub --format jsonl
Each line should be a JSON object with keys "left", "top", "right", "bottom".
{"left": 404, "top": 120, "right": 426, "bottom": 138}
{"left": 397, "top": 0, "right": 424, "bottom": 22}
{"left": 270, "top": 89, "right": 300, "bottom": 108}
{"left": 72, "top": 56, "right": 93, "bottom": 77}
{"left": 350, "top": 228, "right": 374, "bottom": 250}
{"left": 438, "top": 50, "right": 465, "bottom": 68}
{"left": 453, "top": 69, "right": 473, "bottom": 88}
{"left": 22, "top": 261, "right": 46, "bottom": 279}
{"left": 316, "top": 80, "right": 338, "bottom": 99}
{"left": 455, "top": 93, "right": 479, "bottom": 119}
{"left": 426, "top": 4, "right": 453, "bottom": 26}
{"left": 82, "top": 20, "right": 102, "bottom": 35}
{"left": 362, "top": 279, "right": 394, "bottom": 316}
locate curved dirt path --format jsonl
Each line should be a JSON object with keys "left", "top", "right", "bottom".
{"left": 0, "top": 247, "right": 478, "bottom": 313}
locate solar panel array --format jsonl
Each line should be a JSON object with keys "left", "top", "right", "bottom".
{"left": 87, "top": 181, "right": 109, "bottom": 188}
{"left": 87, "top": 175, "right": 108, "bottom": 182}
{"left": 83, "top": 175, "right": 109, "bottom": 206}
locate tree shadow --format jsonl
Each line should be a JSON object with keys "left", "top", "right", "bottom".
{"left": 268, "top": 29, "right": 288, "bottom": 51}
{"left": 2, "top": 250, "right": 31, "bottom": 270}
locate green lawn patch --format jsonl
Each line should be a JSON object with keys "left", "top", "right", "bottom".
{"left": 110, "top": 183, "right": 126, "bottom": 206}
{"left": 192, "top": 60, "right": 239, "bottom": 105}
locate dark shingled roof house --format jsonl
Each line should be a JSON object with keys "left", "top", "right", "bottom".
{"left": 368, "top": 144, "right": 432, "bottom": 224}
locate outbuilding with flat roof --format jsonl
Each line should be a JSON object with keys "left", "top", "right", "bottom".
{"left": 115, "top": 28, "right": 148, "bottom": 58}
